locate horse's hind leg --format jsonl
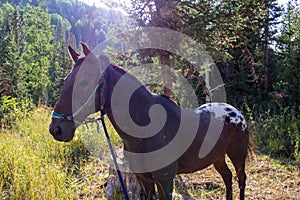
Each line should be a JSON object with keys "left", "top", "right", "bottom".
{"left": 227, "top": 135, "right": 248, "bottom": 200}
{"left": 227, "top": 152, "right": 247, "bottom": 200}
{"left": 234, "top": 162, "right": 246, "bottom": 200}
{"left": 214, "top": 154, "right": 233, "bottom": 200}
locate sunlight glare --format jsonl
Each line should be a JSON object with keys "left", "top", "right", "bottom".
{"left": 78, "top": 0, "right": 131, "bottom": 10}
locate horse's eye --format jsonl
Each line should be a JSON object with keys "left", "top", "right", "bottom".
{"left": 80, "top": 80, "right": 89, "bottom": 86}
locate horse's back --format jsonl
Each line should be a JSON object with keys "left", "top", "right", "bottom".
{"left": 177, "top": 103, "right": 249, "bottom": 174}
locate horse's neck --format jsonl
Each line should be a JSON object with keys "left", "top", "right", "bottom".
{"left": 103, "top": 67, "right": 183, "bottom": 153}
{"left": 104, "top": 65, "right": 156, "bottom": 145}
{"left": 106, "top": 65, "right": 154, "bottom": 104}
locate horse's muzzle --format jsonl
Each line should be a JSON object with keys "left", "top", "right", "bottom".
{"left": 49, "top": 121, "right": 76, "bottom": 142}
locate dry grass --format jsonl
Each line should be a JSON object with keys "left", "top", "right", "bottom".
{"left": 77, "top": 151, "right": 300, "bottom": 199}
{"left": 173, "top": 155, "right": 299, "bottom": 200}
{"left": 1, "top": 108, "right": 299, "bottom": 199}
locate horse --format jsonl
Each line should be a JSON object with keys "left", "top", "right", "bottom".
{"left": 49, "top": 43, "right": 249, "bottom": 200}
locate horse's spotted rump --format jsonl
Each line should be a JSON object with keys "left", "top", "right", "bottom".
{"left": 195, "top": 103, "right": 247, "bottom": 131}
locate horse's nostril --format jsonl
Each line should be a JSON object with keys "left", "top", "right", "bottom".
{"left": 54, "top": 126, "right": 62, "bottom": 135}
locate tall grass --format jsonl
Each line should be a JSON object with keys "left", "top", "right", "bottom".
{"left": 246, "top": 105, "right": 300, "bottom": 164}
{"left": 1, "top": 105, "right": 299, "bottom": 199}
{"left": 0, "top": 108, "right": 78, "bottom": 199}
{"left": 0, "top": 107, "right": 122, "bottom": 199}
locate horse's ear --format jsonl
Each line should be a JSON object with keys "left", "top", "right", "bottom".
{"left": 81, "top": 42, "right": 91, "bottom": 56}
{"left": 68, "top": 46, "right": 80, "bottom": 63}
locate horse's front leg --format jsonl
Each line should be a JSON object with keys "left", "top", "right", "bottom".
{"left": 153, "top": 163, "right": 177, "bottom": 199}
{"left": 137, "top": 178, "right": 156, "bottom": 200}
{"left": 156, "top": 179, "right": 174, "bottom": 200}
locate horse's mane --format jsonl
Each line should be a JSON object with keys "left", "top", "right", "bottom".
{"left": 110, "top": 64, "right": 127, "bottom": 75}
{"left": 109, "top": 64, "right": 147, "bottom": 88}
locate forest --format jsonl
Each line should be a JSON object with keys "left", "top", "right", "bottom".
{"left": 0, "top": 0, "right": 299, "bottom": 199}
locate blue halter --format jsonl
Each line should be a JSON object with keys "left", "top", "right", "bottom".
{"left": 51, "top": 83, "right": 101, "bottom": 123}
{"left": 51, "top": 111, "right": 74, "bottom": 121}
{"left": 51, "top": 66, "right": 129, "bottom": 200}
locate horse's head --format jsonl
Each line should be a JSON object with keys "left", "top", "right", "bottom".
{"left": 49, "top": 43, "right": 108, "bottom": 142}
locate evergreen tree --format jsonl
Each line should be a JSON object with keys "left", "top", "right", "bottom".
{"left": 276, "top": 1, "right": 300, "bottom": 107}
{"left": 20, "top": 4, "right": 55, "bottom": 104}
{"left": 0, "top": 3, "right": 23, "bottom": 97}
{"left": 127, "top": 0, "right": 282, "bottom": 104}
{"left": 47, "top": 15, "right": 72, "bottom": 106}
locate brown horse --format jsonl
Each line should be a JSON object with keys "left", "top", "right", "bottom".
{"left": 49, "top": 43, "right": 249, "bottom": 200}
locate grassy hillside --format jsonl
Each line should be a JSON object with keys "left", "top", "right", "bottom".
{"left": 0, "top": 108, "right": 76, "bottom": 199}
{"left": 0, "top": 108, "right": 299, "bottom": 199}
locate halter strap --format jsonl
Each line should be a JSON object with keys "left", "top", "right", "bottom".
{"left": 51, "top": 111, "right": 73, "bottom": 121}
{"left": 72, "top": 83, "right": 101, "bottom": 118}
{"left": 51, "top": 80, "right": 103, "bottom": 124}
{"left": 51, "top": 63, "right": 111, "bottom": 124}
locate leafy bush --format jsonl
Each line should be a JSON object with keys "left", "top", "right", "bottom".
{"left": 250, "top": 106, "right": 300, "bottom": 164}
{"left": 0, "top": 95, "right": 33, "bottom": 128}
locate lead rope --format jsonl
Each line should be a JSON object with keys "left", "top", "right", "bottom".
{"left": 97, "top": 112, "right": 130, "bottom": 200}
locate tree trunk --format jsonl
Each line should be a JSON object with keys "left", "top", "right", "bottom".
{"left": 160, "top": 51, "right": 173, "bottom": 98}
{"left": 106, "top": 149, "right": 142, "bottom": 200}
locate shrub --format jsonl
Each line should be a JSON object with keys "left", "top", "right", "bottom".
{"left": 0, "top": 95, "right": 33, "bottom": 128}
{"left": 251, "top": 106, "right": 300, "bottom": 163}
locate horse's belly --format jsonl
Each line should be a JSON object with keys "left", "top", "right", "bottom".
{"left": 176, "top": 130, "right": 231, "bottom": 174}
{"left": 177, "top": 149, "right": 223, "bottom": 174}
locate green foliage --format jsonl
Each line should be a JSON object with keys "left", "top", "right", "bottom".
{"left": 50, "top": 13, "right": 71, "bottom": 31}
{"left": 18, "top": 5, "right": 55, "bottom": 104}
{"left": 47, "top": 13, "right": 72, "bottom": 106}
{"left": 249, "top": 105, "right": 300, "bottom": 164}
{"left": 0, "top": 0, "right": 299, "bottom": 186}
{"left": 0, "top": 108, "right": 120, "bottom": 199}
{"left": 0, "top": 109, "right": 73, "bottom": 199}
{"left": 276, "top": 1, "right": 300, "bottom": 107}
{"left": 1, "top": 108, "right": 299, "bottom": 199}
{"left": 0, "top": 3, "right": 54, "bottom": 104}
{"left": 127, "top": 0, "right": 300, "bottom": 163}
{"left": 0, "top": 108, "right": 104, "bottom": 199}
{"left": 249, "top": 2, "right": 300, "bottom": 164}
{"left": 0, "top": 0, "right": 126, "bottom": 105}
{"left": 0, "top": 96, "right": 20, "bottom": 127}
{"left": 0, "top": 3, "right": 23, "bottom": 97}
{"left": 0, "top": 95, "right": 33, "bottom": 128}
